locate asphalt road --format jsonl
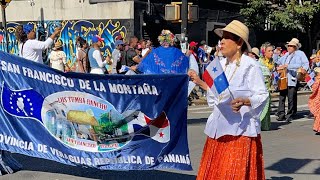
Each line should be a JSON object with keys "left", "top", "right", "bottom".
{"left": 0, "top": 92, "right": 319, "bottom": 180}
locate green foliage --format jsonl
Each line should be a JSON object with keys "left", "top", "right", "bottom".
{"left": 240, "top": 0, "right": 270, "bottom": 30}
{"left": 92, "top": 112, "right": 128, "bottom": 138}
{"left": 270, "top": 0, "right": 320, "bottom": 31}
{"left": 241, "top": 0, "right": 320, "bottom": 31}
{"left": 93, "top": 112, "right": 116, "bottom": 135}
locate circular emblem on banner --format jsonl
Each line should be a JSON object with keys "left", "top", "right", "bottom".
{"left": 41, "top": 91, "right": 132, "bottom": 152}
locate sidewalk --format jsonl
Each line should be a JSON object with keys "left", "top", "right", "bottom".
{"left": 191, "top": 90, "right": 312, "bottom": 106}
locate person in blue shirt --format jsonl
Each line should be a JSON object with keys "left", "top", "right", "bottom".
{"left": 275, "top": 38, "right": 309, "bottom": 122}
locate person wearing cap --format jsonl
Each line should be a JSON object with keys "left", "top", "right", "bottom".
{"left": 275, "top": 38, "right": 309, "bottom": 122}
{"left": 187, "top": 41, "right": 200, "bottom": 105}
{"left": 48, "top": 41, "right": 70, "bottom": 72}
{"left": 111, "top": 39, "right": 125, "bottom": 74}
{"left": 16, "top": 24, "right": 61, "bottom": 64}
{"left": 188, "top": 20, "right": 268, "bottom": 179}
{"left": 187, "top": 41, "right": 200, "bottom": 75}
{"left": 133, "top": 29, "right": 189, "bottom": 74}
{"left": 88, "top": 35, "right": 108, "bottom": 74}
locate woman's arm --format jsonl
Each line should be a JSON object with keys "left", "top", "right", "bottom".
{"left": 93, "top": 50, "right": 106, "bottom": 68}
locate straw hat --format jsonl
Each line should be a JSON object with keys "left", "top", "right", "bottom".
{"left": 214, "top": 20, "right": 251, "bottom": 51}
{"left": 53, "top": 41, "right": 63, "bottom": 50}
{"left": 314, "top": 67, "right": 320, "bottom": 73}
{"left": 251, "top": 47, "right": 260, "bottom": 57}
{"left": 285, "top": 38, "right": 302, "bottom": 49}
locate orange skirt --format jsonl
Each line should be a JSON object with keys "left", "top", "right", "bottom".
{"left": 313, "top": 116, "right": 320, "bottom": 132}
{"left": 197, "top": 135, "right": 265, "bottom": 180}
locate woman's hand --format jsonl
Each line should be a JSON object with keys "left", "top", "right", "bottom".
{"left": 231, "top": 97, "right": 251, "bottom": 113}
{"left": 188, "top": 70, "right": 209, "bottom": 90}
{"left": 130, "top": 65, "right": 138, "bottom": 71}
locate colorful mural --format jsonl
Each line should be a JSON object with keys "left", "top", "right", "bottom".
{"left": 0, "top": 20, "right": 127, "bottom": 67}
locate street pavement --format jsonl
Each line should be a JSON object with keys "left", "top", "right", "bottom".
{"left": 0, "top": 92, "right": 319, "bottom": 180}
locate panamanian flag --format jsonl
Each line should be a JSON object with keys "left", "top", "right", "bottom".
{"left": 305, "top": 71, "right": 316, "bottom": 88}
{"left": 130, "top": 112, "right": 170, "bottom": 143}
{"left": 202, "top": 56, "right": 229, "bottom": 94}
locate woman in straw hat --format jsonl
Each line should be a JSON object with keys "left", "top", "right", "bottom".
{"left": 275, "top": 38, "right": 309, "bottom": 122}
{"left": 188, "top": 20, "right": 268, "bottom": 180}
{"left": 308, "top": 67, "right": 320, "bottom": 135}
{"left": 49, "top": 41, "right": 69, "bottom": 72}
{"left": 248, "top": 47, "right": 260, "bottom": 60}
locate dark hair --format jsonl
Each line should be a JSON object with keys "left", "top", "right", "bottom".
{"left": 76, "top": 36, "right": 87, "bottom": 48}
{"left": 15, "top": 25, "right": 27, "bottom": 43}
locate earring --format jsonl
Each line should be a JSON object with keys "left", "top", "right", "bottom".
{"left": 236, "top": 49, "right": 241, "bottom": 66}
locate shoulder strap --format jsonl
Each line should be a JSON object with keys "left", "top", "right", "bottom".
{"left": 21, "top": 42, "right": 26, "bottom": 57}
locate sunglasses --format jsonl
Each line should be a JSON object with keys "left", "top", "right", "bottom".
{"left": 221, "top": 33, "right": 240, "bottom": 41}
{"left": 287, "top": 45, "right": 295, "bottom": 48}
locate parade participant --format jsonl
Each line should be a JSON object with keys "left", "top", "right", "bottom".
{"left": 259, "top": 44, "right": 275, "bottom": 131}
{"left": 188, "top": 41, "right": 200, "bottom": 75}
{"left": 17, "top": 24, "right": 61, "bottom": 63}
{"left": 49, "top": 41, "right": 70, "bottom": 72}
{"left": 248, "top": 47, "right": 260, "bottom": 60}
{"left": 188, "top": 20, "right": 268, "bottom": 180}
{"left": 133, "top": 29, "right": 189, "bottom": 74}
{"left": 140, "top": 39, "right": 152, "bottom": 57}
{"left": 187, "top": 41, "right": 200, "bottom": 105}
{"left": 75, "top": 37, "right": 89, "bottom": 73}
{"left": 308, "top": 67, "right": 320, "bottom": 135}
{"left": 198, "top": 40, "right": 209, "bottom": 96}
{"left": 275, "top": 38, "right": 309, "bottom": 122}
{"left": 111, "top": 40, "right": 124, "bottom": 74}
{"left": 124, "top": 36, "right": 140, "bottom": 68}
{"left": 88, "top": 35, "right": 108, "bottom": 74}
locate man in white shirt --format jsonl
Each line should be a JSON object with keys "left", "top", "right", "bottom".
{"left": 19, "top": 24, "right": 61, "bottom": 64}
{"left": 111, "top": 40, "right": 124, "bottom": 74}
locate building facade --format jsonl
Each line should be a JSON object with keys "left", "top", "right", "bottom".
{"left": 0, "top": 0, "right": 245, "bottom": 65}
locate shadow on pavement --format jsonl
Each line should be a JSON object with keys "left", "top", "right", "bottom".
{"left": 268, "top": 121, "right": 291, "bottom": 131}
{"left": 267, "top": 176, "right": 294, "bottom": 180}
{"left": 265, "top": 158, "right": 315, "bottom": 174}
{"left": 187, "top": 118, "right": 207, "bottom": 125}
{"left": 10, "top": 154, "right": 196, "bottom": 180}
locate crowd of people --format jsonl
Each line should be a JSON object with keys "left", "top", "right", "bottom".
{"left": 6, "top": 20, "right": 320, "bottom": 179}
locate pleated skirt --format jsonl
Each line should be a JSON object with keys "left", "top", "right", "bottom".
{"left": 313, "top": 116, "right": 320, "bottom": 132}
{"left": 196, "top": 135, "right": 265, "bottom": 180}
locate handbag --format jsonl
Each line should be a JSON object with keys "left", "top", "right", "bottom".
{"left": 278, "top": 68, "right": 288, "bottom": 90}
{"left": 297, "top": 67, "right": 307, "bottom": 81}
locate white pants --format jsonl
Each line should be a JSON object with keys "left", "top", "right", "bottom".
{"left": 90, "top": 68, "right": 105, "bottom": 75}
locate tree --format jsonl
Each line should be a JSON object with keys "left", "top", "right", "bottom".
{"left": 240, "top": 0, "right": 270, "bottom": 30}
{"left": 241, "top": 0, "right": 320, "bottom": 55}
{"left": 270, "top": 0, "right": 320, "bottom": 54}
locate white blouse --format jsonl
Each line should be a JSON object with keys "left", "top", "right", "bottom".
{"left": 204, "top": 54, "right": 269, "bottom": 139}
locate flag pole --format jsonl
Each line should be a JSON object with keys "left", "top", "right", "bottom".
{"left": 227, "top": 87, "right": 235, "bottom": 100}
